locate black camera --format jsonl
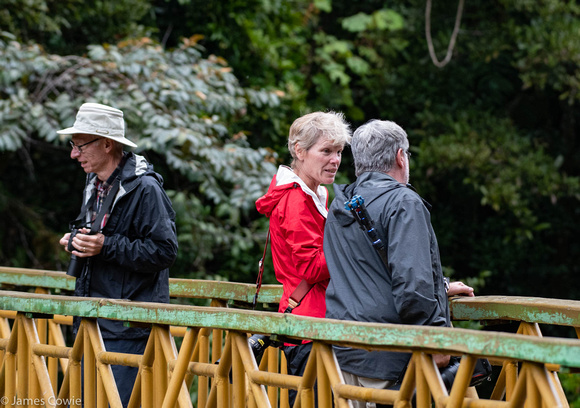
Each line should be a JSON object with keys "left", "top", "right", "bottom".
{"left": 66, "top": 227, "right": 88, "bottom": 278}
{"left": 248, "top": 334, "right": 272, "bottom": 361}
{"left": 439, "top": 356, "right": 492, "bottom": 391}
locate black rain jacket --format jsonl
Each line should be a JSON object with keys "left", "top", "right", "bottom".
{"left": 324, "top": 171, "right": 450, "bottom": 381}
{"left": 75, "top": 152, "right": 178, "bottom": 339}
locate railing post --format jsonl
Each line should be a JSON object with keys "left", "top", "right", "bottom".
{"left": 232, "top": 333, "right": 246, "bottom": 408}
{"left": 97, "top": 371, "right": 107, "bottom": 408}
{"left": 5, "top": 340, "right": 16, "bottom": 406}
{"left": 21, "top": 316, "right": 56, "bottom": 407}
{"left": 84, "top": 320, "right": 96, "bottom": 408}
{"left": 16, "top": 315, "right": 29, "bottom": 403}
{"left": 153, "top": 326, "right": 168, "bottom": 408}
{"left": 298, "top": 343, "right": 318, "bottom": 408}
{"left": 140, "top": 332, "right": 155, "bottom": 408}
{"left": 70, "top": 323, "right": 84, "bottom": 408}
{"left": 162, "top": 327, "right": 196, "bottom": 408}
{"left": 198, "top": 328, "right": 210, "bottom": 407}
{"left": 316, "top": 346, "right": 331, "bottom": 408}
{"left": 265, "top": 347, "right": 279, "bottom": 407}
{"left": 33, "top": 315, "right": 47, "bottom": 401}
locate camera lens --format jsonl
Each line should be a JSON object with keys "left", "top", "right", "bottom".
{"left": 66, "top": 255, "right": 86, "bottom": 278}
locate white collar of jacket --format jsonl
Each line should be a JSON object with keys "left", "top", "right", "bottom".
{"left": 275, "top": 165, "right": 328, "bottom": 218}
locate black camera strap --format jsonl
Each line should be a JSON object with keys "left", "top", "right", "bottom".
{"left": 344, "top": 184, "right": 428, "bottom": 268}
{"left": 69, "top": 191, "right": 97, "bottom": 230}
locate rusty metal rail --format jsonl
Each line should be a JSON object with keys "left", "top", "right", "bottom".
{"left": 449, "top": 295, "right": 580, "bottom": 334}
{"left": 0, "top": 266, "right": 283, "bottom": 305}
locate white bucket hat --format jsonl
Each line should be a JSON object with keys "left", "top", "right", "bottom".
{"left": 57, "top": 102, "right": 137, "bottom": 148}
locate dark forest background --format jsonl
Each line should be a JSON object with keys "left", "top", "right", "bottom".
{"left": 1, "top": 0, "right": 579, "bottom": 306}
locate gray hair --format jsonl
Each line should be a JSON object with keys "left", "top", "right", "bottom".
{"left": 288, "top": 111, "right": 352, "bottom": 166}
{"left": 351, "top": 119, "right": 409, "bottom": 177}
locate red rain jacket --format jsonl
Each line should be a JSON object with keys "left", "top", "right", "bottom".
{"left": 255, "top": 167, "right": 330, "bottom": 318}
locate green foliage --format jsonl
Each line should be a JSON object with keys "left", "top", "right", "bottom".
{"left": 416, "top": 111, "right": 579, "bottom": 238}
{"left": 0, "top": 34, "right": 280, "bottom": 278}
{"left": 342, "top": 9, "right": 404, "bottom": 33}
{"left": 560, "top": 371, "right": 580, "bottom": 407}
{"left": 0, "top": 0, "right": 152, "bottom": 54}
{"left": 0, "top": 0, "right": 63, "bottom": 41}
{"left": 1, "top": 0, "right": 580, "bottom": 310}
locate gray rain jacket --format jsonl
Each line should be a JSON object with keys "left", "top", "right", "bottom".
{"left": 75, "top": 152, "right": 178, "bottom": 339}
{"left": 324, "top": 171, "right": 450, "bottom": 381}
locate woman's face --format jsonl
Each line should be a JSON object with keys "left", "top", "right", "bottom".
{"left": 294, "top": 137, "right": 343, "bottom": 191}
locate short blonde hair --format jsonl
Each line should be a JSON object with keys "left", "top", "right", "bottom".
{"left": 288, "top": 111, "right": 352, "bottom": 167}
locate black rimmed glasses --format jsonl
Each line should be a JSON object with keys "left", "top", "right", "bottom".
{"left": 70, "top": 138, "right": 99, "bottom": 153}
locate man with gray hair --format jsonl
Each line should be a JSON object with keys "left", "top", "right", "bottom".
{"left": 324, "top": 120, "right": 473, "bottom": 407}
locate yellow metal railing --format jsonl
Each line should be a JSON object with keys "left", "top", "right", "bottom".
{"left": 0, "top": 266, "right": 580, "bottom": 407}
{"left": 0, "top": 289, "right": 579, "bottom": 407}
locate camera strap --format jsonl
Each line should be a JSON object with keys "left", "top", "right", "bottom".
{"left": 89, "top": 178, "right": 120, "bottom": 234}
{"left": 252, "top": 229, "right": 270, "bottom": 308}
{"left": 345, "top": 195, "right": 389, "bottom": 268}
{"left": 69, "top": 191, "right": 98, "bottom": 230}
{"left": 284, "top": 279, "right": 314, "bottom": 314}
{"left": 252, "top": 227, "right": 314, "bottom": 312}
{"left": 344, "top": 184, "right": 425, "bottom": 269}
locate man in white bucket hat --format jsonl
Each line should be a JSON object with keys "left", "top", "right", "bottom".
{"left": 56, "top": 102, "right": 138, "bottom": 148}
{"left": 57, "top": 102, "right": 178, "bottom": 407}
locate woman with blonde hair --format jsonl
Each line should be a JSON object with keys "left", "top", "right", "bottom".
{"left": 256, "top": 111, "right": 352, "bottom": 405}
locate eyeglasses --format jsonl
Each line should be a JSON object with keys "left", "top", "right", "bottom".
{"left": 400, "top": 148, "right": 411, "bottom": 158}
{"left": 70, "top": 138, "right": 99, "bottom": 153}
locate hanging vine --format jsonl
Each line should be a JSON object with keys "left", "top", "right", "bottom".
{"left": 425, "top": 0, "right": 465, "bottom": 68}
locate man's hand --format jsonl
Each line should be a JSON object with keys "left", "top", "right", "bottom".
{"left": 433, "top": 354, "right": 451, "bottom": 368}
{"left": 59, "top": 233, "right": 72, "bottom": 250}
{"left": 64, "top": 228, "right": 105, "bottom": 258}
{"left": 447, "top": 281, "right": 474, "bottom": 297}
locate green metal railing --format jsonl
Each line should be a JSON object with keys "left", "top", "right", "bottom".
{"left": 0, "top": 266, "right": 283, "bottom": 304}
{"left": 449, "top": 295, "right": 580, "bottom": 332}
{"left": 2, "top": 267, "right": 579, "bottom": 335}
{"left": 0, "top": 266, "right": 579, "bottom": 407}
{"left": 1, "top": 290, "right": 579, "bottom": 367}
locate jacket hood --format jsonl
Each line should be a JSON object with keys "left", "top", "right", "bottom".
{"left": 331, "top": 172, "right": 405, "bottom": 227}
{"left": 256, "top": 165, "right": 328, "bottom": 218}
{"left": 121, "top": 152, "right": 161, "bottom": 185}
